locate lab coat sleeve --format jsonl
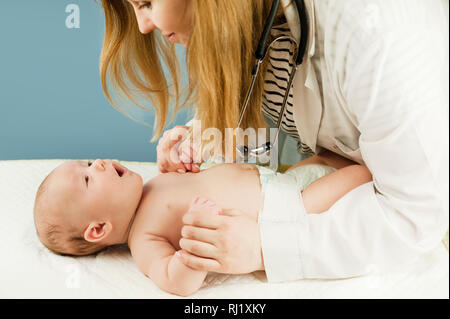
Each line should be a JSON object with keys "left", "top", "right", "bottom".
{"left": 260, "top": 24, "right": 449, "bottom": 281}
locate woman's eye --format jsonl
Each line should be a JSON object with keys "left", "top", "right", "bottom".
{"left": 88, "top": 161, "right": 92, "bottom": 167}
{"left": 138, "top": 2, "right": 151, "bottom": 9}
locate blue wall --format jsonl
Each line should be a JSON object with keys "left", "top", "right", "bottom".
{"left": 0, "top": 0, "right": 190, "bottom": 162}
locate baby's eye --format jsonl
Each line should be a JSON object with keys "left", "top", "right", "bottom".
{"left": 88, "top": 161, "right": 93, "bottom": 167}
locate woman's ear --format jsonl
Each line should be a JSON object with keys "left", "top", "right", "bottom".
{"left": 84, "top": 222, "right": 112, "bottom": 243}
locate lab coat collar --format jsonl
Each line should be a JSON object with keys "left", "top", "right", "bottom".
{"left": 282, "top": 0, "right": 323, "bottom": 153}
{"left": 281, "top": 0, "right": 316, "bottom": 58}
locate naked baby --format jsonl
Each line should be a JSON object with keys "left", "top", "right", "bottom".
{"left": 33, "top": 153, "right": 372, "bottom": 296}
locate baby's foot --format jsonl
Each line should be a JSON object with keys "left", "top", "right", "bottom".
{"left": 188, "top": 197, "right": 222, "bottom": 215}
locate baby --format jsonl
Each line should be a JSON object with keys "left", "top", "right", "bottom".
{"left": 33, "top": 153, "right": 372, "bottom": 296}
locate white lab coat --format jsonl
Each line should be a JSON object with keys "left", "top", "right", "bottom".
{"left": 258, "top": 0, "right": 449, "bottom": 282}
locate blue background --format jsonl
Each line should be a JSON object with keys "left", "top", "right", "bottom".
{"left": 0, "top": 0, "right": 190, "bottom": 162}
{"left": 0, "top": 0, "right": 302, "bottom": 165}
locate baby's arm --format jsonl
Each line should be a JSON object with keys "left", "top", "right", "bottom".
{"left": 302, "top": 164, "right": 373, "bottom": 214}
{"left": 130, "top": 234, "right": 207, "bottom": 297}
{"left": 286, "top": 150, "right": 372, "bottom": 213}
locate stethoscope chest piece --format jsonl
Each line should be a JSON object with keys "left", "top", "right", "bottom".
{"left": 236, "top": 0, "right": 308, "bottom": 164}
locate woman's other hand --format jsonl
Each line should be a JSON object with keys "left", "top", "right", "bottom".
{"left": 156, "top": 126, "right": 202, "bottom": 174}
{"left": 178, "top": 197, "right": 264, "bottom": 274}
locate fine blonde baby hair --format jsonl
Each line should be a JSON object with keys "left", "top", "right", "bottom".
{"left": 33, "top": 171, "right": 107, "bottom": 256}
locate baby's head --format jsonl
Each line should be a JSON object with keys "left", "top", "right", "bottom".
{"left": 33, "top": 160, "right": 143, "bottom": 256}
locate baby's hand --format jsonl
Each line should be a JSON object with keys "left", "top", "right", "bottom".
{"left": 187, "top": 197, "right": 222, "bottom": 215}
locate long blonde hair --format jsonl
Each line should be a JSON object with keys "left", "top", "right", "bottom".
{"left": 99, "top": 0, "right": 284, "bottom": 149}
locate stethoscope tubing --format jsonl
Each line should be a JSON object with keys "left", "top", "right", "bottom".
{"left": 236, "top": 0, "right": 308, "bottom": 158}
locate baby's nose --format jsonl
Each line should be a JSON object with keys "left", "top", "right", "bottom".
{"left": 92, "top": 159, "right": 106, "bottom": 170}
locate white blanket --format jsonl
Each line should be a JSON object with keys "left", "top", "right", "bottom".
{"left": 0, "top": 160, "right": 448, "bottom": 299}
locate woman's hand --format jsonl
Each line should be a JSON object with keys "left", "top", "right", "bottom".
{"left": 178, "top": 197, "right": 264, "bottom": 274}
{"left": 156, "top": 126, "right": 202, "bottom": 174}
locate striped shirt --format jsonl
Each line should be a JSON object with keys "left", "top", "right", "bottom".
{"left": 262, "top": 22, "right": 315, "bottom": 155}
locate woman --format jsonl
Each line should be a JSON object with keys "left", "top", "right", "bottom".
{"left": 99, "top": 0, "right": 448, "bottom": 282}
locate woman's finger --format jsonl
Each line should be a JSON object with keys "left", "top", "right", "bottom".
{"left": 176, "top": 250, "right": 221, "bottom": 272}
{"left": 181, "top": 225, "right": 218, "bottom": 245}
{"left": 158, "top": 146, "right": 185, "bottom": 173}
{"left": 157, "top": 127, "right": 190, "bottom": 173}
{"left": 168, "top": 141, "right": 188, "bottom": 173}
{"left": 168, "top": 128, "right": 190, "bottom": 173}
{"left": 182, "top": 210, "right": 223, "bottom": 229}
{"left": 179, "top": 139, "right": 203, "bottom": 173}
{"left": 183, "top": 197, "right": 223, "bottom": 228}
{"left": 180, "top": 139, "right": 204, "bottom": 172}
{"left": 160, "top": 127, "right": 185, "bottom": 152}
{"left": 179, "top": 146, "right": 193, "bottom": 171}
{"left": 179, "top": 238, "right": 218, "bottom": 259}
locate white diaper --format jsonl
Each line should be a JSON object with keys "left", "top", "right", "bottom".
{"left": 256, "top": 163, "right": 336, "bottom": 222}
{"left": 256, "top": 164, "right": 336, "bottom": 196}
{"left": 255, "top": 164, "right": 336, "bottom": 282}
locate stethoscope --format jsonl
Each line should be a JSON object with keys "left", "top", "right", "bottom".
{"left": 236, "top": 0, "right": 309, "bottom": 159}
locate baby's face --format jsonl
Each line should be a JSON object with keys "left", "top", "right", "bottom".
{"left": 49, "top": 160, "right": 143, "bottom": 230}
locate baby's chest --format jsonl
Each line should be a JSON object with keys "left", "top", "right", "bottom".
{"left": 135, "top": 192, "right": 188, "bottom": 246}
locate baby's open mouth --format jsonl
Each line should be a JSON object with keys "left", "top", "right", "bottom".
{"left": 112, "top": 162, "right": 126, "bottom": 177}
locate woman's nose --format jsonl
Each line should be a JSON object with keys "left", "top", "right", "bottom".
{"left": 92, "top": 159, "right": 105, "bottom": 171}
{"left": 136, "top": 14, "right": 157, "bottom": 34}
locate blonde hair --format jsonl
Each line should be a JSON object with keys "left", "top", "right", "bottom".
{"left": 98, "top": 0, "right": 285, "bottom": 155}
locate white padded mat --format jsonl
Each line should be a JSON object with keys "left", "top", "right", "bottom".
{"left": 0, "top": 160, "right": 448, "bottom": 299}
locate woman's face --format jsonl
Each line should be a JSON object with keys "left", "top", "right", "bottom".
{"left": 127, "top": 0, "right": 194, "bottom": 47}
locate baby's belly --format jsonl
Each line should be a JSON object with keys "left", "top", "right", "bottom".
{"left": 137, "top": 164, "right": 264, "bottom": 250}
{"left": 192, "top": 163, "right": 263, "bottom": 221}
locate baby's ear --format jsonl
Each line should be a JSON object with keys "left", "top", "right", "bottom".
{"left": 84, "top": 222, "right": 111, "bottom": 243}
